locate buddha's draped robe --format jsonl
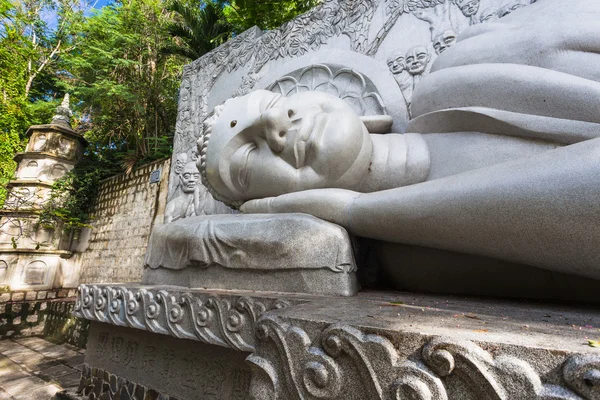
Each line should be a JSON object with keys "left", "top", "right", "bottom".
{"left": 408, "top": 0, "right": 600, "bottom": 145}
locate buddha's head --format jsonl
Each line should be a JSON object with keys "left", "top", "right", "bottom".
{"left": 406, "top": 46, "right": 430, "bottom": 76}
{"left": 180, "top": 162, "right": 200, "bottom": 194}
{"left": 456, "top": 0, "right": 480, "bottom": 17}
{"left": 196, "top": 90, "right": 372, "bottom": 207}
{"left": 433, "top": 30, "right": 457, "bottom": 55}
{"left": 387, "top": 52, "right": 406, "bottom": 74}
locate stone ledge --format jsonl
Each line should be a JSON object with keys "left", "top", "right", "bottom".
{"left": 249, "top": 291, "right": 600, "bottom": 399}
{"left": 73, "top": 284, "right": 313, "bottom": 352}
{"left": 75, "top": 286, "right": 600, "bottom": 399}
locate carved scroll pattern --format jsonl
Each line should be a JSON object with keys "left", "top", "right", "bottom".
{"left": 74, "top": 284, "right": 304, "bottom": 352}
{"left": 249, "top": 316, "right": 597, "bottom": 399}
{"left": 248, "top": 315, "right": 447, "bottom": 399}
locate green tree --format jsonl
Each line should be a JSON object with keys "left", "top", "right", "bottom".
{"left": 0, "top": 0, "right": 88, "bottom": 205}
{"left": 224, "top": 0, "right": 321, "bottom": 31}
{"left": 163, "top": 0, "right": 232, "bottom": 60}
{"left": 65, "top": 0, "right": 186, "bottom": 171}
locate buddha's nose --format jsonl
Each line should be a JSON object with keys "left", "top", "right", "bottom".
{"left": 260, "top": 107, "right": 294, "bottom": 153}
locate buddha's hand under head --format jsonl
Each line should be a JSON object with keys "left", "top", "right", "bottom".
{"left": 240, "top": 188, "right": 360, "bottom": 229}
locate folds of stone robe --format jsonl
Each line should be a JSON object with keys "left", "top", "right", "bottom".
{"left": 145, "top": 213, "right": 355, "bottom": 273}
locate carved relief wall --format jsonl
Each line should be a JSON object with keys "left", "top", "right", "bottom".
{"left": 168, "top": 0, "right": 536, "bottom": 211}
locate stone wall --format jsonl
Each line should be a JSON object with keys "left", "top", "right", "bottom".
{"left": 76, "top": 158, "right": 170, "bottom": 284}
{"left": 0, "top": 288, "right": 88, "bottom": 348}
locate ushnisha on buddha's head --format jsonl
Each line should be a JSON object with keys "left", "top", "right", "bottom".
{"left": 196, "top": 90, "right": 375, "bottom": 207}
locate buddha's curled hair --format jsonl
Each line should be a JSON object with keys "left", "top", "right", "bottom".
{"left": 196, "top": 98, "right": 244, "bottom": 208}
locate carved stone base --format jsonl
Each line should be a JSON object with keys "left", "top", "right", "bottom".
{"left": 250, "top": 292, "right": 600, "bottom": 399}
{"left": 83, "top": 322, "right": 251, "bottom": 400}
{"left": 75, "top": 285, "right": 600, "bottom": 400}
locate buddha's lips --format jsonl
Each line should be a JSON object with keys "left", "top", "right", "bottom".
{"left": 293, "top": 112, "right": 323, "bottom": 169}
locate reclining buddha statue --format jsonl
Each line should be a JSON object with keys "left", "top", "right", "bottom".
{"left": 148, "top": 0, "right": 600, "bottom": 300}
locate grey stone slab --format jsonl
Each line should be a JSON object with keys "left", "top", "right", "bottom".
{"left": 21, "top": 383, "right": 61, "bottom": 400}
{"left": 59, "top": 355, "right": 84, "bottom": 370}
{"left": 85, "top": 321, "right": 252, "bottom": 400}
{"left": 50, "top": 372, "right": 81, "bottom": 390}
{"left": 2, "top": 376, "right": 50, "bottom": 398}
{"left": 0, "top": 346, "right": 46, "bottom": 371}
{"left": 36, "top": 364, "right": 78, "bottom": 380}
{"left": 0, "top": 357, "right": 29, "bottom": 386}
{"left": 15, "top": 337, "right": 79, "bottom": 361}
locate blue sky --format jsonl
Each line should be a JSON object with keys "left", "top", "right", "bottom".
{"left": 93, "top": 0, "right": 112, "bottom": 8}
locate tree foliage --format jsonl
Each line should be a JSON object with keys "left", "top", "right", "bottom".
{"left": 163, "top": 0, "right": 231, "bottom": 60}
{"left": 0, "top": 0, "right": 87, "bottom": 205}
{"left": 1, "top": 0, "right": 323, "bottom": 223}
{"left": 65, "top": 0, "right": 185, "bottom": 171}
{"left": 224, "top": 0, "right": 321, "bottom": 31}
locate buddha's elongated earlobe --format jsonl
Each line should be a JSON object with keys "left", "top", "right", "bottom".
{"left": 359, "top": 115, "right": 393, "bottom": 133}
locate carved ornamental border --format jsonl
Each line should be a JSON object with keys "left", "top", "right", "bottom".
{"left": 249, "top": 315, "right": 600, "bottom": 399}
{"left": 73, "top": 284, "right": 308, "bottom": 352}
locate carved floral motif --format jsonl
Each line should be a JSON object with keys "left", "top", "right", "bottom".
{"left": 74, "top": 284, "right": 303, "bottom": 352}
{"left": 249, "top": 316, "right": 598, "bottom": 399}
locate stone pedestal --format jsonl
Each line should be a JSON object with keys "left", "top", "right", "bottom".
{"left": 74, "top": 284, "right": 600, "bottom": 400}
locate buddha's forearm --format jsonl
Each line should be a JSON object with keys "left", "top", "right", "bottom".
{"left": 348, "top": 138, "right": 600, "bottom": 280}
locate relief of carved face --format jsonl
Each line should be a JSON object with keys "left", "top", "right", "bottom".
{"left": 387, "top": 53, "right": 406, "bottom": 74}
{"left": 174, "top": 153, "right": 188, "bottom": 175}
{"left": 179, "top": 162, "right": 200, "bottom": 194}
{"left": 499, "top": 2, "right": 526, "bottom": 18}
{"left": 456, "top": 0, "right": 480, "bottom": 17}
{"left": 203, "top": 90, "right": 371, "bottom": 202}
{"left": 406, "top": 46, "right": 430, "bottom": 76}
{"left": 479, "top": 8, "right": 498, "bottom": 23}
{"left": 433, "top": 30, "right": 457, "bottom": 55}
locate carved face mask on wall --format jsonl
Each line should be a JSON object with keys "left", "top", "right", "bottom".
{"left": 387, "top": 54, "right": 406, "bottom": 74}
{"left": 406, "top": 46, "right": 430, "bottom": 75}
{"left": 456, "top": 0, "right": 480, "bottom": 17}
{"left": 201, "top": 90, "right": 372, "bottom": 203}
{"left": 433, "top": 30, "right": 457, "bottom": 55}
{"left": 179, "top": 162, "right": 200, "bottom": 193}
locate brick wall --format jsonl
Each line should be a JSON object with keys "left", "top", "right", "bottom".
{"left": 77, "top": 158, "right": 170, "bottom": 284}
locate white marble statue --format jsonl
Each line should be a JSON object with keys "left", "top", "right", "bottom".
{"left": 196, "top": 0, "right": 600, "bottom": 282}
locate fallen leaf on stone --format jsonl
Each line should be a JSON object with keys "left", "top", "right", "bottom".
{"left": 472, "top": 329, "right": 489, "bottom": 333}
{"left": 588, "top": 340, "right": 600, "bottom": 348}
{"left": 385, "top": 301, "right": 405, "bottom": 306}
{"left": 464, "top": 315, "right": 482, "bottom": 320}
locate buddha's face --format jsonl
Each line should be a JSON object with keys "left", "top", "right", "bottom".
{"left": 202, "top": 90, "right": 372, "bottom": 202}
{"left": 387, "top": 54, "right": 406, "bottom": 74}
{"left": 180, "top": 162, "right": 200, "bottom": 194}
{"left": 406, "top": 46, "right": 430, "bottom": 76}
{"left": 433, "top": 30, "right": 457, "bottom": 55}
{"left": 456, "top": 0, "right": 480, "bottom": 17}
